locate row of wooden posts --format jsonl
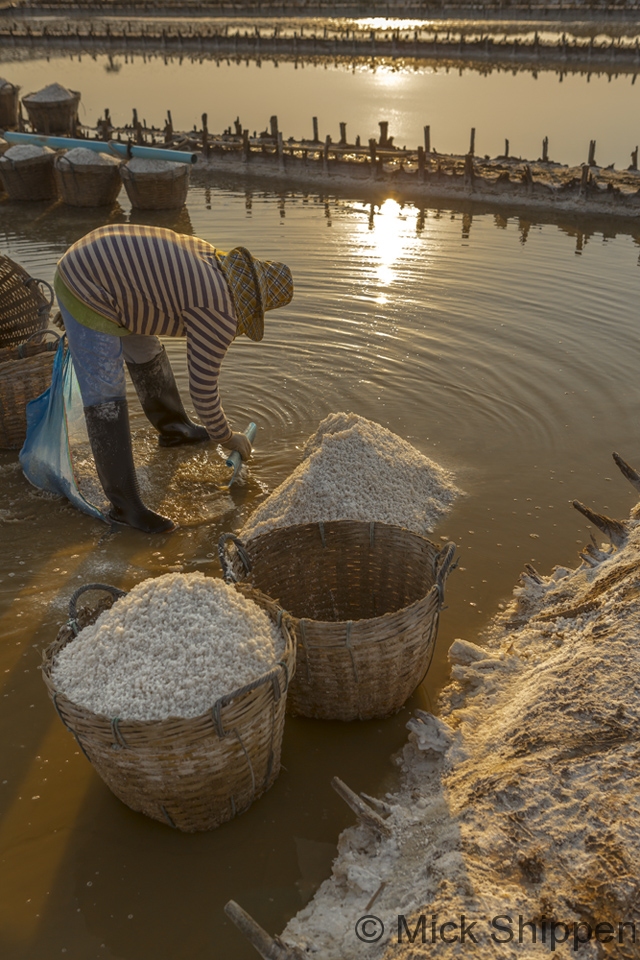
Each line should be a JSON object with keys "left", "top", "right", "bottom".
{"left": 4, "top": 22, "right": 640, "bottom": 69}
{"left": 105, "top": 110, "right": 635, "bottom": 173}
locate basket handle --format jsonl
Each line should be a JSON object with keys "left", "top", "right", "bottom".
{"left": 67, "top": 582, "right": 127, "bottom": 636}
{"left": 434, "top": 542, "right": 456, "bottom": 606}
{"left": 24, "top": 276, "right": 55, "bottom": 310}
{"left": 16, "top": 328, "right": 61, "bottom": 357}
{"left": 217, "top": 533, "right": 252, "bottom": 583}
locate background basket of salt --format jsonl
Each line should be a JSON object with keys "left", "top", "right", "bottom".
{"left": 41, "top": 583, "right": 296, "bottom": 833}
{"left": 0, "top": 80, "right": 20, "bottom": 130}
{"left": 21, "top": 87, "right": 80, "bottom": 134}
{"left": 0, "top": 255, "right": 53, "bottom": 349}
{"left": 219, "top": 522, "right": 456, "bottom": 721}
{"left": 0, "top": 146, "right": 56, "bottom": 201}
{"left": 54, "top": 149, "right": 122, "bottom": 208}
{"left": 0, "top": 330, "right": 59, "bottom": 449}
{"left": 120, "top": 159, "right": 190, "bottom": 210}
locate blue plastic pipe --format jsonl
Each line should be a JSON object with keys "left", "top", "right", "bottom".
{"left": 1, "top": 131, "right": 197, "bottom": 164}
{"left": 226, "top": 422, "right": 257, "bottom": 487}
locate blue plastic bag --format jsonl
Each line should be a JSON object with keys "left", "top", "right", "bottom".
{"left": 19, "top": 336, "right": 106, "bottom": 521}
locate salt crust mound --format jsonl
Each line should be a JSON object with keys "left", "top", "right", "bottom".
{"left": 25, "top": 82, "right": 75, "bottom": 102}
{"left": 126, "top": 157, "right": 181, "bottom": 173}
{"left": 241, "top": 413, "right": 460, "bottom": 541}
{"left": 52, "top": 572, "right": 283, "bottom": 722}
{"left": 61, "top": 147, "right": 119, "bottom": 167}
{"left": 1, "top": 144, "right": 51, "bottom": 162}
{"left": 282, "top": 508, "right": 640, "bottom": 958}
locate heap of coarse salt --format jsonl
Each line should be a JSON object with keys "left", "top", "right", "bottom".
{"left": 0, "top": 78, "right": 14, "bottom": 91}
{"left": 24, "top": 82, "right": 75, "bottom": 103}
{"left": 1, "top": 144, "right": 52, "bottom": 162}
{"left": 126, "top": 157, "right": 181, "bottom": 173}
{"left": 241, "top": 412, "right": 460, "bottom": 541}
{"left": 51, "top": 572, "right": 284, "bottom": 721}
{"left": 60, "top": 147, "right": 119, "bottom": 167}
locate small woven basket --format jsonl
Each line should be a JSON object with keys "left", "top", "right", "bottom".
{"left": 0, "top": 256, "right": 53, "bottom": 348}
{"left": 219, "top": 521, "right": 456, "bottom": 721}
{"left": 0, "top": 149, "right": 56, "bottom": 201}
{"left": 0, "top": 330, "right": 60, "bottom": 449}
{"left": 42, "top": 582, "right": 296, "bottom": 833}
{"left": 0, "top": 82, "right": 20, "bottom": 130}
{"left": 54, "top": 153, "right": 122, "bottom": 207}
{"left": 120, "top": 161, "right": 189, "bottom": 210}
{"left": 22, "top": 89, "right": 80, "bottom": 134}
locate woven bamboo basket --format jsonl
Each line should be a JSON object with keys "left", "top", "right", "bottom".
{"left": 54, "top": 153, "right": 122, "bottom": 207}
{"left": 120, "top": 161, "right": 189, "bottom": 210}
{"left": 41, "top": 582, "right": 296, "bottom": 832}
{"left": 0, "top": 256, "right": 53, "bottom": 349}
{"left": 21, "top": 89, "right": 80, "bottom": 134}
{"left": 0, "top": 330, "right": 60, "bottom": 449}
{"left": 0, "top": 148, "right": 56, "bottom": 201}
{"left": 0, "top": 82, "right": 20, "bottom": 130}
{"left": 219, "top": 521, "right": 456, "bottom": 721}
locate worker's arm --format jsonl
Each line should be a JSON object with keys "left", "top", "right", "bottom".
{"left": 182, "top": 305, "right": 244, "bottom": 450}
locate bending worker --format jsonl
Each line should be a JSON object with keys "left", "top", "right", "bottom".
{"left": 54, "top": 224, "right": 293, "bottom": 534}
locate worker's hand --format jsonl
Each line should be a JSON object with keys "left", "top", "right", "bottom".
{"left": 221, "top": 432, "right": 252, "bottom": 462}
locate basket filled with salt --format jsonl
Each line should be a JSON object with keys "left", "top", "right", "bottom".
{"left": 21, "top": 82, "right": 80, "bottom": 135}
{"left": 0, "top": 143, "right": 56, "bottom": 201}
{"left": 55, "top": 147, "right": 122, "bottom": 207}
{"left": 42, "top": 575, "right": 295, "bottom": 832}
{"left": 219, "top": 523, "right": 456, "bottom": 721}
{"left": 0, "top": 329, "right": 59, "bottom": 449}
{"left": 120, "top": 157, "right": 190, "bottom": 210}
{"left": 0, "top": 78, "right": 20, "bottom": 130}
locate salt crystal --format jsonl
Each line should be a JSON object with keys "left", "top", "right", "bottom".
{"left": 52, "top": 572, "right": 283, "bottom": 721}
{"left": 126, "top": 157, "right": 181, "bottom": 173}
{"left": 24, "top": 82, "right": 75, "bottom": 103}
{"left": 1, "top": 144, "right": 52, "bottom": 162}
{"left": 60, "top": 147, "right": 119, "bottom": 167}
{"left": 241, "top": 413, "right": 460, "bottom": 541}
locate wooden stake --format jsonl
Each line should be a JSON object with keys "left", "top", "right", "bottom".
{"left": 242, "top": 128, "right": 250, "bottom": 162}
{"left": 542, "top": 136, "right": 549, "bottom": 162}
{"left": 270, "top": 115, "right": 278, "bottom": 139}
{"left": 504, "top": 138, "right": 509, "bottom": 158}
{"left": 224, "top": 901, "right": 306, "bottom": 959}
{"left": 424, "top": 124, "right": 431, "bottom": 154}
{"left": 331, "top": 777, "right": 392, "bottom": 836}
{"left": 417, "top": 145, "right": 426, "bottom": 182}
{"left": 323, "top": 134, "right": 330, "bottom": 175}
{"left": 277, "top": 131, "right": 285, "bottom": 171}
{"left": 588, "top": 139, "right": 597, "bottom": 165}
{"left": 339, "top": 121, "right": 347, "bottom": 145}
{"left": 202, "top": 112, "right": 209, "bottom": 157}
{"left": 379, "top": 120, "right": 389, "bottom": 147}
{"left": 368, "top": 138, "right": 377, "bottom": 179}
{"left": 469, "top": 126, "right": 476, "bottom": 156}
{"left": 312, "top": 115, "right": 319, "bottom": 142}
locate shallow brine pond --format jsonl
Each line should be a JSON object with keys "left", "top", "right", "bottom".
{"left": 1, "top": 180, "right": 639, "bottom": 959}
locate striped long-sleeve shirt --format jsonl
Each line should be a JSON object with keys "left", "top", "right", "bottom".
{"left": 57, "top": 224, "right": 237, "bottom": 441}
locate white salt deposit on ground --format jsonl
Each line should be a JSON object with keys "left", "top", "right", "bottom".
{"left": 241, "top": 412, "right": 460, "bottom": 541}
{"left": 126, "top": 157, "right": 181, "bottom": 173}
{"left": 25, "top": 82, "right": 75, "bottom": 103}
{"left": 60, "top": 147, "right": 119, "bottom": 167}
{"left": 280, "top": 489, "right": 640, "bottom": 959}
{"left": 52, "top": 572, "right": 283, "bottom": 721}
{"left": 1, "top": 144, "right": 51, "bottom": 162}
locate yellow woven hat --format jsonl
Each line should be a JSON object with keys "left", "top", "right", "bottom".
{"left": 216, "top": 246, "right": 293, "bottom": 341}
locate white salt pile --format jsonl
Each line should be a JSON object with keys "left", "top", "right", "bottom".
{"left": 60, "top": 147, "right": 119, "bottom": 167}
{"left": 52, "top": 572, "right": 283, "bottom": 721}
{"left": 0, "top": 78, "right": 13, "bottom": 91}
{"left": 25, "top": 82, "right": 75, "bottom": 103}
{"left": 126, "top": 157, "right": 181, "bottom": 173}
{"left": 1, "top": 144, "right": 51, "bottom": 162}
{"left": 281, "top": 496, "right": 640, "bottom": 960}
{"left": 241, "top": 412, "right": 460, "bottom": 541}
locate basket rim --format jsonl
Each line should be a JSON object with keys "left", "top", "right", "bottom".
{"left": 41, "top": 582, "right": 296, "bottom": 732}
{"left": 222, "top": 520, "right": 456, "bottom": 631}
{"left": 22, "top": 88, "right": 81, "bottom": 105}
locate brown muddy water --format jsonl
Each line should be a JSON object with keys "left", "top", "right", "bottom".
{"left": 1, "top": 179, "right": 640, "bottom": 960}
{"left": 3, "top": 50, "right": 640, "bottom": 167}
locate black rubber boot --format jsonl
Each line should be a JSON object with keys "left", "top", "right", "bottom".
{"left": 126, "top": 346, "right": 210, "bottom": 447}
{"left": 84, "top": 399, "right": 176, "bottom": 534}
